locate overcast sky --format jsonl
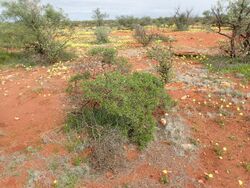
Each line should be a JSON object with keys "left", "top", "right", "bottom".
{"left": 0, "top": 0, "right": 218, "bottom": 20}
{"left": 40, "top": 0, "right": 217, "bottom": 20}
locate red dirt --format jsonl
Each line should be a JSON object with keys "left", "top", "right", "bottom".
{"left": 0, "top": 31, "right": 249, "bottom": 188}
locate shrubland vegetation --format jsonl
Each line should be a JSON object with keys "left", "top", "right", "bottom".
{"left": 0, "top": 0, "right": 73, "bottom": 64}
{"left": 0, "top": 0, "right": 249, "bottom": 176}
{"left": 94, "top": 26, "right": 111, "bottom": 43}
{"left": 66, "top": 71, "right": 174, "bottom": 147}
{"left": 147, "top": 45, "right": 174, "bottom": 83}
{"left": 173, "top": 8, "right": 193, "bottom": 31}
{"left": 205, "top": 0, "right": 250, "bottom": 58}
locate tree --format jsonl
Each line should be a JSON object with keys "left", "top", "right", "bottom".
{"left": 0, "top": 0, "right": 71, "bottom": 64}
{"left": 211, "top": 0, "right": 250, "bottom": 57}
{"left": 116, "top": 16, "right": 138, "bottom": 30}
{"left": 173, "top": 8, "right": 193, "bottom": 31}
{"left": 92, "top": 8, "right": 108, "bottom": 27}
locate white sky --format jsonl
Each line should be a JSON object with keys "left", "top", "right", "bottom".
{"left": 41, "top": 0, "right": 218, "bottom": 20}
{"left": 0, "top": 0, "right": 218, "bottom": 20}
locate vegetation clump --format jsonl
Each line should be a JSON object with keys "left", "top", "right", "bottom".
{"left": 92, "top": 8, "right": 109, "bottom": 27}
{"left": 133, "top": 24, "right": 154, "bottom": 46}
{"left": 173, "top": 8, "right": 193, "bottom": 31}
{"left": 0, "top": 0, "right": 72, "bottom": 64}
{"left": 208, "top": 0, "right": 250, "bottom": 57}
{"left": 88, "top": 47, "right": 117, "bottom": 64}
{"left": 147, "top": 45, "right": 173, "bottom": 83}
{"left": 67, "top": 71, "right": 174, "bottom": 148}
{"left": 94, "top": 26, "right": 111, "bottom": 43}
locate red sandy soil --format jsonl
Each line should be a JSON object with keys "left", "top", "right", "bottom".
{"left": 0, "top": 31, "right": 249, "bottom": 188}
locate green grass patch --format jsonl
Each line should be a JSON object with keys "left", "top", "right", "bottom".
{"left": 203, "top": 56, "right": 250, "bottom": 81}
{"left": 0, "top": 51, "right": 36, "bottom": 68}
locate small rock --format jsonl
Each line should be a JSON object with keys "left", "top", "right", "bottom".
{"left": 246, "top": 93, "right": 250, "bottom": 98}
{"left": 160, "top": 118, "right": 167, "bottom": 126}
{"left": 198, "top": 179, "right": 204, "bottom": 184}
{"left": 181, "top": 143, "right": 195, "bottom": 151}
{"left": 181, "top": 95, "right": 188, "bottom": 100}
{"left": 0, "top": 130, "right": 6, "bottom": 137}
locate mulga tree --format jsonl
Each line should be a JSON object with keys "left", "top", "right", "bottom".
{"left": 210, "top": 0, "right": 250, "bottom": 57}
{"left": 0, "top": 0, "right": 71, "bottom": 64}
{"left": 173, "top": 8, "right": 193, "bottom": 31}
{"left": 92, "top": 8, "right": 109, "bottom": 27}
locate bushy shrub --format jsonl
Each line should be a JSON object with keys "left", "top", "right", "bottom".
{"left": 92, "top": 8, "right": 109, "bottom": 27}
{"left": 173, "top": 8, "right": 192, "bottom": 31}
{"left": 67, "top": 72, "right": 174, "bottom": 148}
{"left": 116, "top": 16, "right": 138, "bottom": 30}
{"left": 95, "top": 26, "right": 111, "bottom": 44}
{"left": 0, "top": 0, "right": 72, "bottom": 64}
{"left": 147, "top": 46, "right": 173, "bottom": 83}
{"left": 90, "top": 127, "right": 127, "bottom": 171}
{"left": 133, "top": 25, "right": 154, "bottom": 46}
{"left": 89, "top": 47, "right": 117, "bottom": 64}
{"left": 115, "top": 57, "right": 131, "bottom": 74}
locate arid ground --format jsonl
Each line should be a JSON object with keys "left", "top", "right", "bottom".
{"left": 0, "top": 30, "right": 249, "bottom": 188}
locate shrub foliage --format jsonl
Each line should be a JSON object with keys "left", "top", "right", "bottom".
{"left": 88, "top": 47, "right": 117, "bottom": 64}
{"left": 94, "top": 26, "right": 111, "bottom": 43}
{"left": 133, "top": 24, "right": 154, "bottom": 46}
{"left": 67, "top": 72, "right": 174, "bottom": 148}
{"left": 0, "top": 0, "right": 71, "bottom": 64}
{"left": 147, "top": 45, "right": 173, "bottom": 83}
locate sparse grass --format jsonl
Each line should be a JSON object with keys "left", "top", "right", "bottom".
{"left": 242, "top": 162, "right": 250, "bottom": 172}
{"left": 203, "top": 56, "right": 250, "bottom": 81}
{"left": 215, "top": 119, "right": 225, "bottom": 128}
{"left": 213, "top": 144, "right": 225, "bottom": 157}
{"left": 0, "top": 51, "right": 36, "bottom": 69}
{"left": 0, "top": 50, "right": 75, "bottom": 68}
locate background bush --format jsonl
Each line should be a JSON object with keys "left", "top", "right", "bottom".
{"left": 0, "top": 0, "right": 72, "bottom": 64}
{"left": 67, "top": 72, "right": 174, "bottom": 148}
{"left": 173, "top": 8, "right": 192, "bottom": 31}
{"left": 88, "top": 47, "right": 117, "bottom": 64}
{"left": 95, "top": 26, "right": 111, "bottom": 43}
{"left": 147, "top": 46, "right": 173, "bottom": 83}
{"left": 133, "top": 25, "right": 154, "bottom": 46}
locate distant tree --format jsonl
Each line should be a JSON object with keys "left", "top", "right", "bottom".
{"left": 210, "top": 0, "right": 250, "bottom": 57}
{"left": 0, "top": 0, "right": 71, "bottom": 64}
{"left": 92, "top": 8, "right": 109, "bottom": 27}
{"left": 139, "top": 16, "right": 152, "bottom": 26}
{"left": 116, "top": 16, "right": 138, "bottom": 30}
{"left": 173, "top": 8, "right": 193, "bottom": 31}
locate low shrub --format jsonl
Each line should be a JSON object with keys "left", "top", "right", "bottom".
{"left": 147, "top": 46, "right": 173, "bottom": 83}
{"left": 67, "top": 71, "right": 174, "bottom": 148}
{"left": 90, "top": 127, "right": 127, "bottom": 171}
{"left": 173, "top": 8, "right": 192, "bottom": 31}
{"left": 115, "top": 56, "right": 131, "bottom": 74}
{"left": 133, "top": 25, "right": 154, "bottom": 46}
{"left": 94, "top": 26, "right": 111, "bottom": 44}
{"left": 88, "top": 47, "right": 117, "bottom": 64}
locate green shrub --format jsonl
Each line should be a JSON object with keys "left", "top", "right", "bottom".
{"left": 133, "top": 25, "right": 154, "bottom": 46}
{"left": 203, "top": 55, "right": 250, "bottom": 80}
{"left": 147, "top": 46, "right": 173, "bottom": 83}
{"left": 95, "top": 26, "right": 111, "bottom": 44}
{"left": 89, "top": 47, "right": 117, "bottom": 64}
{"left": 173, "top": 8, "right": 192, "bottom": 31}
{"left": 116, "top": 16, "right": 138, "bottom": 30}
{"left": 115, "top": 57, "right": 131, "bottom": 74}
{"left": 1, "top": 0, "right": 72, "bottom": 64}
{"left": 67, "top": 72, "right": 174, "bottom": 148}
{"left": 0, "top": 51, "right": 36, "bottom": 68}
